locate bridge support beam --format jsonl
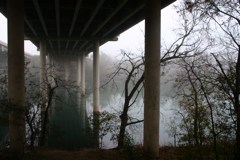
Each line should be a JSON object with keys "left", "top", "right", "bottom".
{"left": 76, "top": 55, "right": 86, "bottom": 133}
{"left": 40, "top": 41, "right": 47, "bottom": 112}
{"left": 77, "top": 55, "right": 81, "bottom": 86}
{"left": 39, "top": 40, "right": 48, "bottom": 146}
{"left": 144, "top": 0, "right": 161, "bottom": 159}
{"left": 64, "top": 60, "right": 70, "bottom": 103}
{"left": 47, "top": 54, "right": 54, "bottom": 86}
{"left": 81, "top": 54, "right": 86, "bottom": 96}
{"left": 93, "top": 41, "right": 100, "bottom": 113}
{"left": 93, "top": 41, "right": 100, "bottom": 147}
{"left": 7, "top": 0, "right": 25, "bottom": 158}
{"left": 64, "top": 59, "right": 70, "bottom": 82}
{"left": 47, "top": 54, "right": 55, "bottom": 124}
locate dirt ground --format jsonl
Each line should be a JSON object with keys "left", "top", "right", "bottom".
{"left": 1, "top": 147, "right": 175, "bottom": 160}
{"left": 0, "top": 146, "right": 233, "bottom": 160}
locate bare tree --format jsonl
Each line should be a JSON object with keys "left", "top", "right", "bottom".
{"left": 182, "top": 0, "right": 240, "bottom": 159}
{"left": 103, "top": 10, "right": 206, "bottom": 148}
{"left": 23, "top": 63, "right": 77, "bottom": 147}
{"left": 38, "top": 64, "right": 77, "bottom": 146}
{"left": 172, "top": 53, "right": 238, "bottom": 159}
{"left": 176, "top": 56, "right": 219, "bottom": 159}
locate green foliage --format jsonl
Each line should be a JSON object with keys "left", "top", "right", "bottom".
{"left": 169, "top": 54, "right": 237, "bottom": 160}
{"left": 88, "top": 111, "right": 119, "bottom": 148}
{"left": 121, "top": 132, "right": 142, "bottom": 160}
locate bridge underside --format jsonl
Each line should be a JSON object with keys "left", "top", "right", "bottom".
{"left": 0, "top": 0, "right": 174, "bottom": 56}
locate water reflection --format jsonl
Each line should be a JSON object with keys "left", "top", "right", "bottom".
{"left": 47, "top": 87, "right": 95, "bottom": 149}
{"left": 46, "top": 82, "right": 174, "bottom": 148}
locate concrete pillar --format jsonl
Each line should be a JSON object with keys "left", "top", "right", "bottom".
{"left": 47, "top": 54, "right": 55, "bottom": 126}
{"left": 80, "top": 96, "right": 86, "bottom": 133}
{"left": 73, "top": 54, "right": 86, "bottom": 134}
{"left": 144, "top": 0, "right": 161, "bottom": 159}
{"left": 47, "top": 54, "right": 53, "bottom": 68}
{"left": 93, "top": 41, "right": 100, "bottom": 113}
{"left": 93, "top": 41, "right": 100, "bottom": 147}
{"left": 77, "top": 55, "right": 81, "bottom": 86}
{"left": 47, "top": 54, "right": 50, "bottom": 66}
{"left": 7, "top": 0, "right": 25, "bottom": 158}
{"left": 46, "top": 54, "right": 50, "bottom": 87}
{"left": 64, "top": 59, "right": 69, "bottom": 82}
{"left": 47, "top": 54, "right": 54, "bottom": 86}
{"left": 64, "top": 59, "right": 70, "bottom": 103}
{"left": 40, "top": 41, "right": 47, "bottom": 111}
{"left": 81, "top": 54, "right": 86, "bottom": 96}
{"left": 39, "top": 40, "right": 48, "bottom": 146}
{"left": 76, "top": 55, "right": 86, "bottom": 133}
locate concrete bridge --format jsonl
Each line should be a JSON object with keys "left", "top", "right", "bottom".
{"left": 0, "top": 0, "right": 175, "bottom": 158}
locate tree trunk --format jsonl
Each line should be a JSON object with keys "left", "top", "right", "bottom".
{"left": 39, "top": 88, "right": 53, "bottom": 146}
{"left": 39, "top": 109, "right": 48, "bottom": 146}
{"left": 118, "top": 102, "right": 129, "bottom": 148}
{"left": 235, "top": 46, "right": 240, "bottom": 160}
{"left": 29, "top": 123, "right": 35, "bottom": 147}
{"left": 191, "top": 77, "right": 199, "bottom": 146}
{"left": 196, "top": 74, "right": 218, "bottom": 160}
{"left": 194, "top": 105, "right": 199, "bottom": 146}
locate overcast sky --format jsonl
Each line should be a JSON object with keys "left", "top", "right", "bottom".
{"left": 0, "top": 1, "right": 179, "bottom": 57}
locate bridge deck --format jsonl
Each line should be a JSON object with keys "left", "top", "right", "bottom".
{"left": 0, "top": 0, "right": 175, "bottom": 56}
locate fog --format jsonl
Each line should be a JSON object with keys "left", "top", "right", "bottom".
{"left": 25, "top": 50, "right": 178, "bottom": 148}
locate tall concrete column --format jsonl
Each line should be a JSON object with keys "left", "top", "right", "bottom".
{"left": 93, "top": 41, "right": 100, "bottom": 147}
{"left": 46, "top": 54, "right": 52, "bottom": 83}
{"left": 64, "top": 59, "right": 70, "bottom": 103}
{"left": 77, "top": 55, "right": 81, "bottom": 86}
{"left": 93, "top": 41, "right": 100, "bottom": 113}
{"left": 144, "top": 0, "right": 161, "bottom": 159}
{"left": 47, "top": 54, "right": 54, "bottom": 86}
{"left": 80, "top": 96, "right": 86, "bottom": 133}
{"left": 47, "top": 54, "right": 55, "bottom": 124}
{"left": 77, "top": 55, "right": 82, "bottom": 112}
{"left": 39, "top": 40, "right": 48, "bottom": 146}
{"left": 7, "top": 0, "right": 25, "bottom": 158}
{"left": 77, "top": 55, "right": 85, "bottom": 132}
{"left": 64, "top": 59, "right": 69, "bottom": 82}
{"left": 40, "top": 41, "right": 47, "bottom": 111}
{"left": 81, "top": 54, "right": 86, "bottom": 96}
{"left": 47, "top": 54, "right": 53, "bottom": 68}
